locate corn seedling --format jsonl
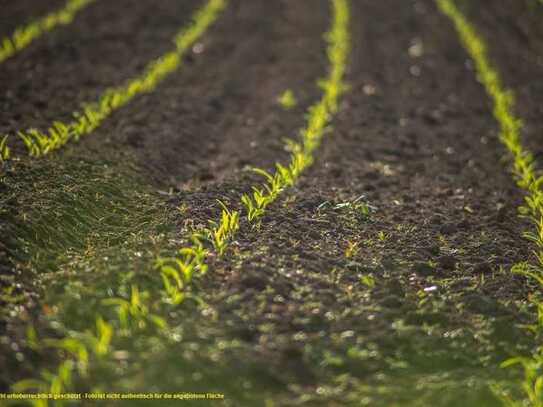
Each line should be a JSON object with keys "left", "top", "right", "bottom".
{"left": 102, "top": 285, "right": 166, "bottom": 331}
{"left": 345, "top": 240, "right": 359, "bottom": 258}
{"left": 437, "top": 0, "right": 543, "bottom": 404}
{"left": 205, "top": 200, "right": 240, "bottom": 255}
{"left": 241, "top": 0, "right": 350, "bottom": 223}
{"left": 360, "top": 274, "right": 375, "bottom": 289}
{"left": 0, "top": 0, "right": 96, "bottom": 65}
{"left": 0, "top": 135, "right": 10, "bottom": 162}
{"left": 155, "top": 233, "right": 209, "bottom": 304}
{"left": 3, "top": 0, "right": 227, "bottom": 159}
{"left": 278, "top": 89, "right": 297, "bottom": 109}
{"left": 13, "top": 317, "right": 117, "bottom": 403}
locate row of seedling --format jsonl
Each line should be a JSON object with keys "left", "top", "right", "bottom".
{"left": 437, "top": 0, "right": 543, "bottom": 405}
{"left": 1, "top": 0, "right": 226, "bottom": 161}
{"left": 0, "top": 0, "right": 96, "bottom": 65}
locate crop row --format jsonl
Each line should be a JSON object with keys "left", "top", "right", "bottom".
{"left": 437, "top": 0, "right": 543, "bottom": 405}
{"left": 0, "top": 0, "right": 96, "bottom": 65}
{"left": 10, "top": 0, "right": 351, "bottom": 403}
{"left": 0, "top": 0, "right": 226, "bottom": 162}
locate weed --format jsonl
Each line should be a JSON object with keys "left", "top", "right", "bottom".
{"left": 437, "top": 0, "right": 543, "bottom": 404}
{"left": 205, "top": 200, "right": 240, "bottom": 255}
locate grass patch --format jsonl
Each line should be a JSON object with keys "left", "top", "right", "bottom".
{"left": 437, "top": 0, "right": 543, "bottom": 405}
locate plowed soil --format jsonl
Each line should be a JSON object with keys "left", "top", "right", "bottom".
{"left": 1, "top": 0, "right": 542, "bottom": 406}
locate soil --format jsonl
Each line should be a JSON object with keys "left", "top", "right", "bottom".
{"left": 0, "top": 0, "right": 542, "bottom": 405}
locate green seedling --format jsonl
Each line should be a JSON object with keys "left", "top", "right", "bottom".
{"left": 102, "top": 285, "right": 166, "bottom": 331}
{"left": 345, "top": 240, "right": 359, "bottom": 258}
{"left": 318, "top": 195, "right": 376, "bottom": 218}
{"left": 360, "top": 274, "right": 375, "bottom": 289}
{"left": 278, "top": 89, "right": 297, "bottom": 109}
{"left": 206, "top": 200, "right": 239, "bottom": 255}
{"left": 0, "top": 135, "right": 9, "bottom": 161}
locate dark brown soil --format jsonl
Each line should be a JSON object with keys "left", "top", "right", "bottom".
{"left": 0, "top": 0, "right": 542, "bottom": 405}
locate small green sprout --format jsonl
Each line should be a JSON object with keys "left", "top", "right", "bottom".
{"left": 0, "top": 135, "right": 10, "bottom": 161}
{"left": 206, "top": 200, "right": 239, "bottom": 255}
{"left": 344, "top": 240, "right": 359, "bottom": 258}
{"left": 360, "top": 274, "right": 375, "bottom": 289}
{"left": 277, "top": 89, "right": 297, "bottom": 109}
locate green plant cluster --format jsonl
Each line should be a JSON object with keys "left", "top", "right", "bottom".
{"left": 4, "top": 0, "right": 226, "bottom": 159}
{"left": 155, "top": 201, "right": 239, "bottom": 305}
{"left": 437, "top": 0, "right": 543, "bottom": 405}
{"left": 0, "top": 0, "right": 96, "bottom": 65}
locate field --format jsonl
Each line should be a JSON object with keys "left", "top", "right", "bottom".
{"left": 1, "top": 0, "right": 543, "bottom": 405}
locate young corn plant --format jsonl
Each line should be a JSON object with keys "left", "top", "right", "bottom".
{"left": 13, "top": 315, "right": 117, "bottom": 406}
{"left": 278, "top": 89, "right": 298, "bottom": 109}
{"left": 205, "top": 200, "right": 240, "bottom": 255}
{"left": 437, "top": 0, "right": 543, "bottom": 405}
{"left": 102, "top": 285, "right": 166, "bottom": 331}
{"left": 0, "top": 135, "right": 10, "bottom": 161}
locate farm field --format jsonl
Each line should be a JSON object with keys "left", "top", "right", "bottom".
{"left": 1, "top": 0, "right": 543, "bottom": 405}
